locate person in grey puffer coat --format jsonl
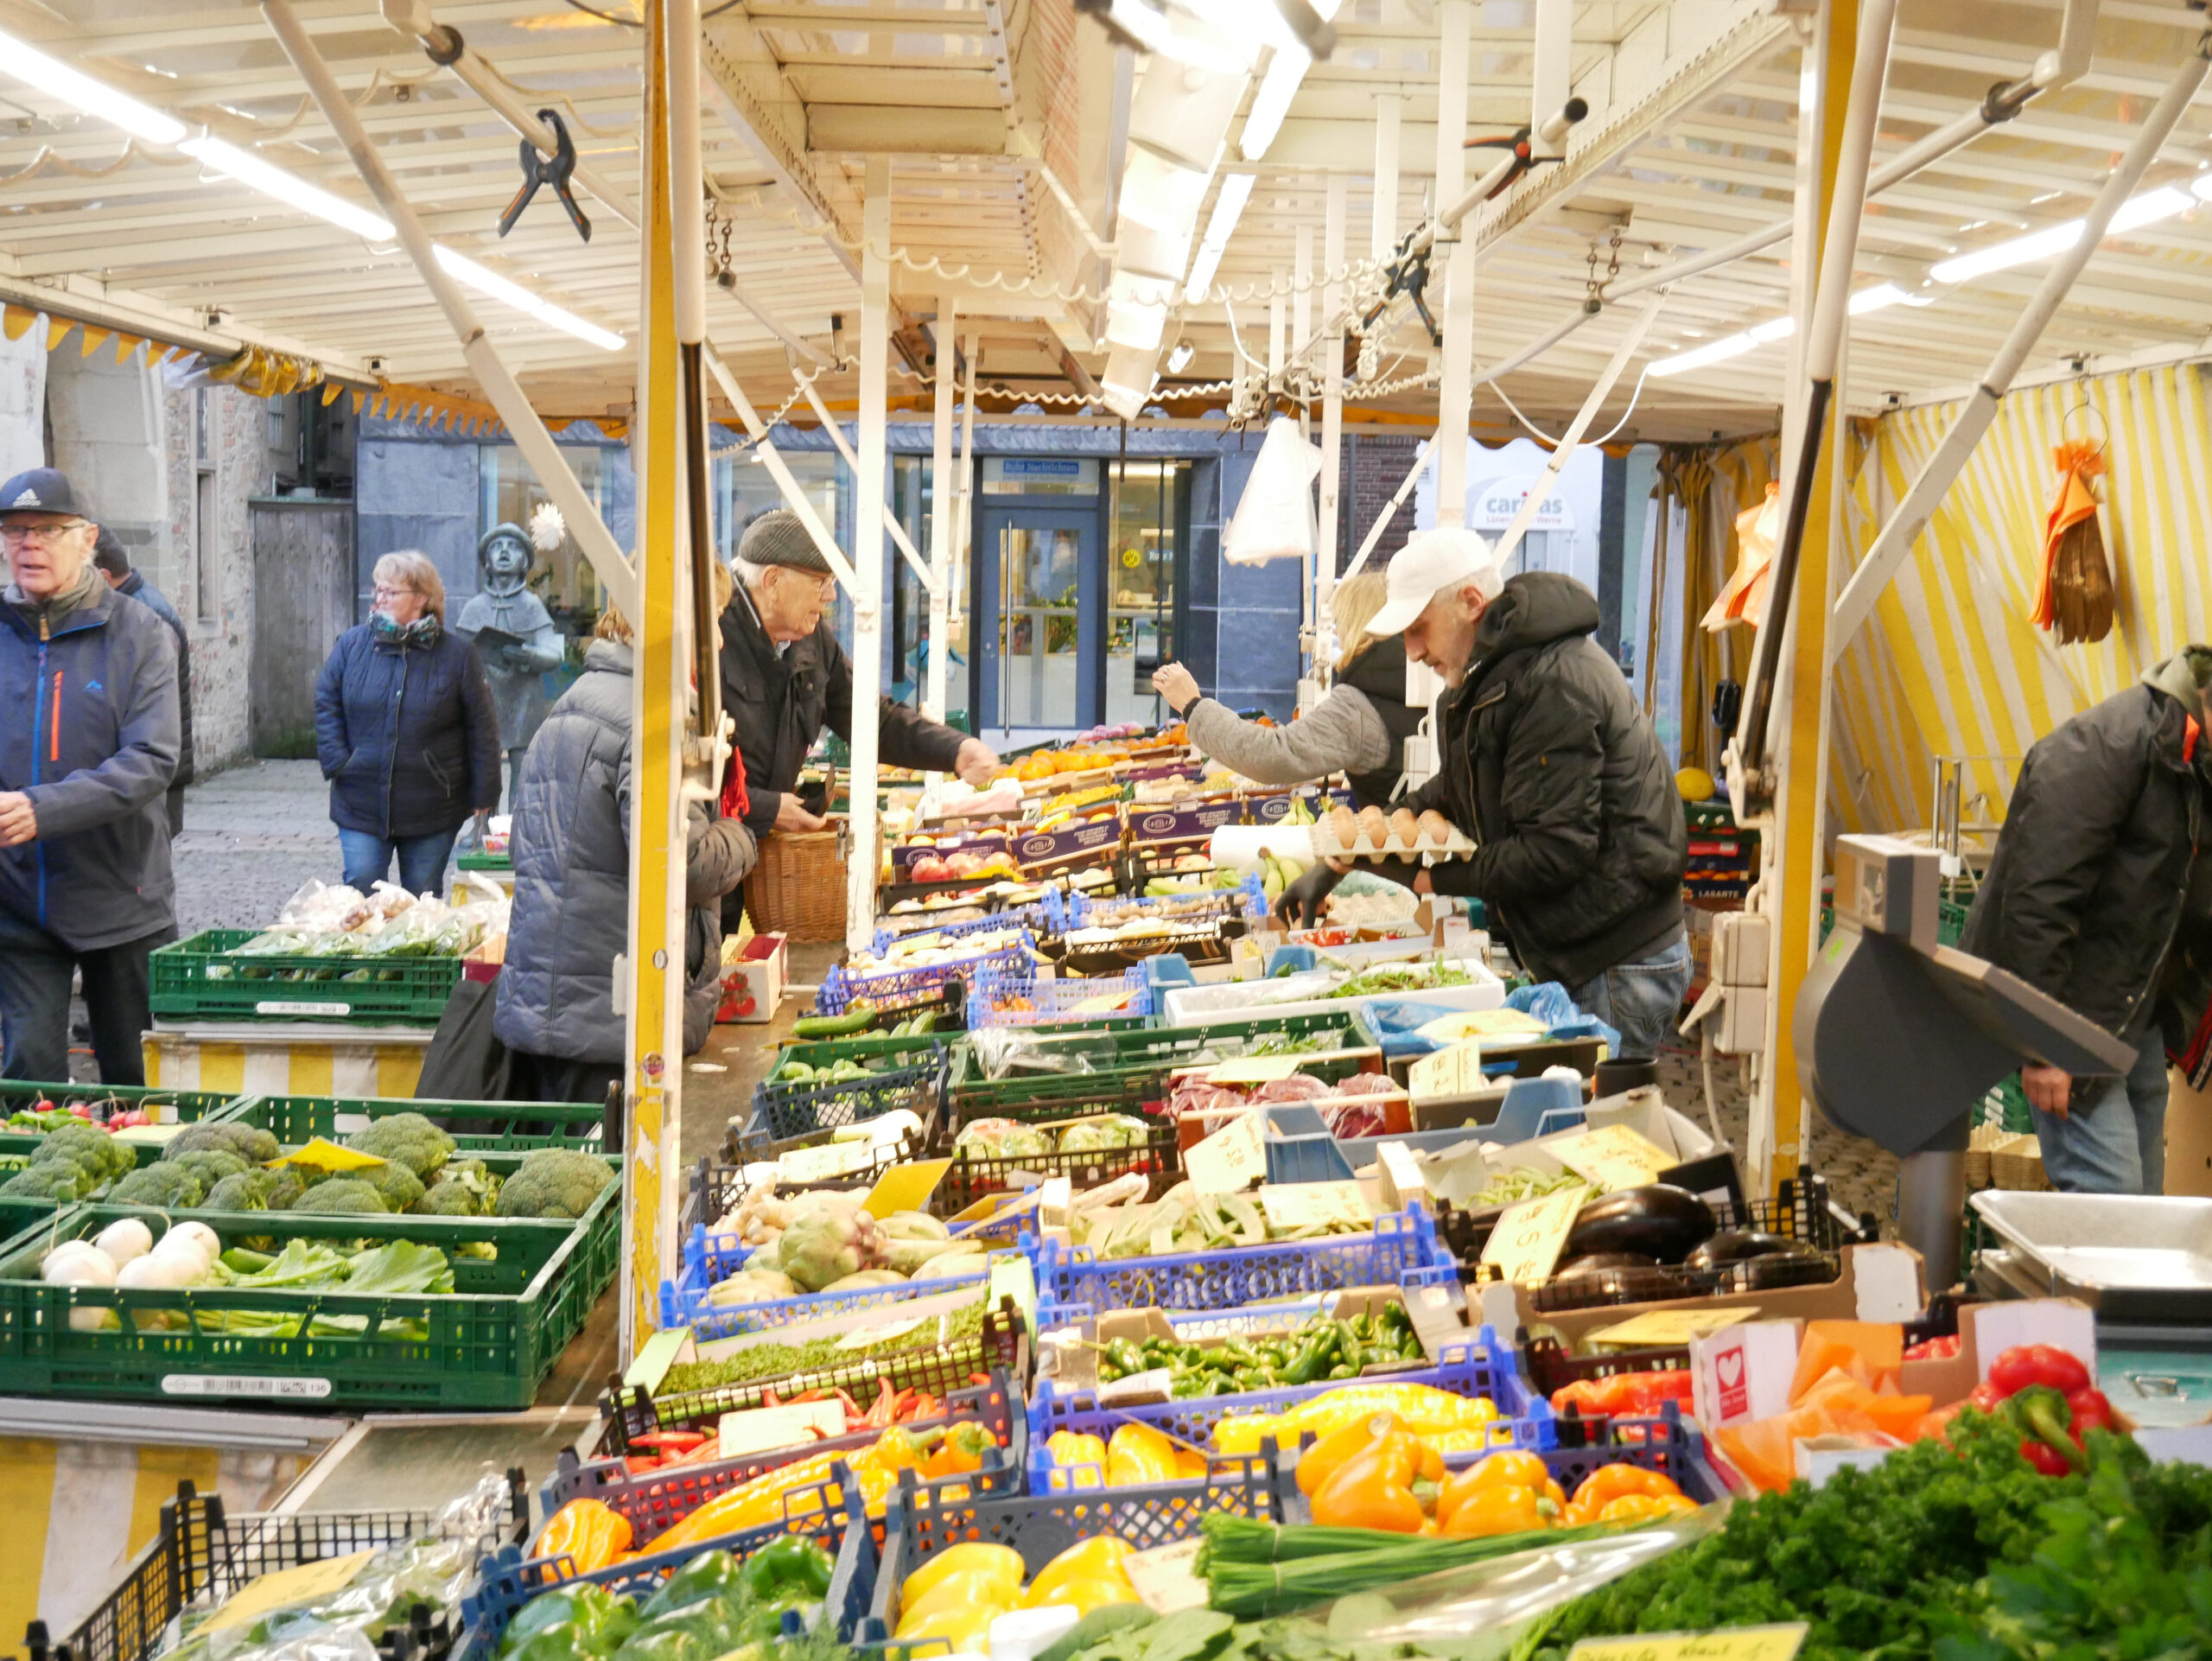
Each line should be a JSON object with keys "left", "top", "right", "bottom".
{"left": 493, "top": 603, "right": 757, "bottom": 1106}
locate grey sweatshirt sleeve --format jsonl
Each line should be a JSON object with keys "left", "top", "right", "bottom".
{"left": 1184, "top": 686, "right": 1394, "bottom": 785}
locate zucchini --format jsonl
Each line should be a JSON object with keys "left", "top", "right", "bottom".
{"left": 791, "top": 1007, "right": 875, "bottom": 1039}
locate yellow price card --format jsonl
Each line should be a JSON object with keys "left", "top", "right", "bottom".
{"left": 864, "top": 1158, "right": 951, "bottom": 1219}
{"left": 1205, "top": 1056, "right": 1304, "bottom": 1085}
{"left": 1550, "top": 1123, "right": 1676, "bottom": 1193}
{"left": 207, "top": 1552, "right": 376, "bottom": 1631}
{"left": 1567, "top": 1624, "right": 1807, "bottom": 1661}
{"left": 1478, "top": 1183, "right": 1588, "bottom": 1283}
{"left": 1186, "top": 1110, "right": 1268, "bottom": 1193}
{"left": 270, "top": 1136, "right": 385, "bottom": 1171}
{"left": 1584, "top": 1308, "right": 1758, "bottom": 1348}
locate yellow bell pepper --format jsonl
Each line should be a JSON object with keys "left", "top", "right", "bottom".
{"left": 1027, "top": 1536, "right": 1135, "bottom": 1603}
{"left": 1211, "top": 1384, "right": 1499, "bottom": 1454}
{"left": 1105, "top": 1422, "right": 1179, "bottom": 1486}
{"left": 1046, "top": 1430, "right": 1109, "bottom": 1484}
{"left": 903, "top": 1542, "right": 1024, "bottom": 1607}
{"left": 645, "top": 1450, "right": 841, "bottom": 1555}
{"left": 532, "top": 1497, "right": 632, "bottom": 1573}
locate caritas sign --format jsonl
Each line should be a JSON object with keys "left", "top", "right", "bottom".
{"left": 1471, "top": 479, "right": 1573, "bottom": 531}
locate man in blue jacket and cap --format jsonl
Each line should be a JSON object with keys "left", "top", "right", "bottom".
{"left": 0, "top": 468, "right": 181, "bottom": 1085}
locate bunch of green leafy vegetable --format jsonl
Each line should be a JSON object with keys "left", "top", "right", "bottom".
{"left": 658, "top": 1295, "right": 992, "bottom": 1397}
{"left": 1521, "top": 1411, "right": 2212, "bottom": 1661}
{"left": 194, "top": 1238, "right": 455, "bottom": 1340}
{"left": 157, "top": 1531, "right": 473, "bottom": 1661}
{"left": 1325, "top": 963, "right": 1473, "bottom": 1001}
{"left": 494, "top": 1537, "right": 836, "bottom": 1661}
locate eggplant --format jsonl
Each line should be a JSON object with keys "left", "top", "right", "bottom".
{"left": 1683, "top": 1230, "right": 1812, "bottom": 1272}
{"left": 1563, "top": 1184, "right": 1717, "bottom": 1265}
{"left": 1554, "top": 1251, "right": 1658, "bottom": 1276}
{"left": 1532, "top": 1263, "right": 1692, "bottom": 1311}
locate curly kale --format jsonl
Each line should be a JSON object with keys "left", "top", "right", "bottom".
{"left": 343, "top": 1111, "right": 456, "bottom": 1179}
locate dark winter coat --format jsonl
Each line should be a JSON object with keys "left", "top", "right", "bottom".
{"left": 494, "top": 640, "right": 757, "bottom": 1062}
{"left": 315, "top": 620, "right": 501, "bottom": 839}
{"left": 719, "top": 583, "right": 968, "bottom": 843}
{"left": 1960, "top": 648, "right": 2212, "bottom": 1048}
{"left": 0, "top": 576, "right": 180, "bottom": 950}
{"left": 1338, "top": 632, "right": 1428, "bottom": 809}
{"left": 1408, "top": 572, "right": 1687, "bottom": 988}
{"left": 118, "top": 571, "right": 191, "bottom": 788}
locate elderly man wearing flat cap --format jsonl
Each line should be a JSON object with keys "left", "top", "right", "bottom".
{"left": 719, "top": 510, "right": 1000, "bottom": 868}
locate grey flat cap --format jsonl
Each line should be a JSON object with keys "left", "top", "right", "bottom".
{"left": 739, "top": 508, "right": 833, "bottom": 576}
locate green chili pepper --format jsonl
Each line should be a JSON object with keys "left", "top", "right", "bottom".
{"left": 1281, "top": 1328, "right": 1338, "bottom": 1386}
{"left": 740, "top": 1535, "right": 835, "bottom": 1602}
{"left": 1326, "top": 1364, "right": 1356, "bottom": 1380}
{"left": 1106, "top": 1339, "right": 1147, "bottom": 1375}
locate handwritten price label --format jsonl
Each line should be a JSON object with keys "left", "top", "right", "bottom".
{"left": 1479, "top": 1182, "right": 1589, "bottom": 1283}
{"left": 1186, "top": 1110, "right": 1268, "bottom": 1193}
{"left": 1566, "top": 1624, "right": 1807, "bottom": 1661}
{"left": 1259, "top": 1181, "right": 1371, "bottom": 1232}
{"left": 1551, "top": 1123, "right": 1676, "bottom": 1193}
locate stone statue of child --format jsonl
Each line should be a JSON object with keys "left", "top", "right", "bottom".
{"left": 455, "top": 520, "right": 565, "bottom": 811}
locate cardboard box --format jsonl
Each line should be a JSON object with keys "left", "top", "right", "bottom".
{"left": 1487, "top": 1240, "right": 1928, "bottom": 1349}
{"left": 1052, "top": 1287, "right": 1440, "bottom": 1398}
{"left": 1897, "top": 1296, "right": 2097, "bottom": 1409}
{"left": 717, "top": 932, "right": 787, "bottom": 1023}
{"left": 2165, "top": 1071, "right": 2212, "bottom": 1197}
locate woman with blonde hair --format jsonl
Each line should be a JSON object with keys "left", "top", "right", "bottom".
{"left": 314, "top": 550, "right": 501, "bottom": 894}
{"left": 1149, "top": 571, "right": 1427, "bottom": 809}
{"left": 495, "top": 576, "right": 755, "bottom": 1104}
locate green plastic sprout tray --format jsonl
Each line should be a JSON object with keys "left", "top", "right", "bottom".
{"left": 0, "top": 1176, "right": 622, "bottom": 1409}
{"left": 150, "top": 928, "right": 464, "bottom": 1024}
{"left": 0, "top": 1080, "right": 239, "bottom": 1172}
{"left": 221, "top": 1094, "right": 607, "bottom": 1153}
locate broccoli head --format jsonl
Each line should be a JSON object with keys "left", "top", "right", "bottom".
{"left": 111, "top": 1162, "right": 207, "bottom": 1208}
{"left": 344, "top": 1112, "right": 455, "bottom": 1180}
{"left": 166, "top": 1120, "right": 280, "bottom": 1165}
{"left": 0, "top": 1163, "right": 92, "bottom": 1200}
{"left": 170, "top": 1149, "right": 249, "bottom": 1191}
{"left": 265, "top": 1165, "right": 311, "bottom": 1210}
{"left": 418, "top": 1158, "right": 502, "bottom": 1216}
{"left": 201, "top": 1170, "right": 276, "bottom": 1212}
{"left": 293, "top": 1177, "right": 386, "bottom": 1215}
{"left": 356, "top": 1158, "right": 425, "bottom": 1213}
{"left": 494, "top": 1149, "right": 617, "bottom": 1220}
{"left": 35, "top": 1121, "right": 134, "bottom": 1186}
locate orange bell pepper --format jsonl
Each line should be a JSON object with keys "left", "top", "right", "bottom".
{"left": 1308, "top": 1430, "right": 1444, "bottom": 1533}
{"left": 533, "top": 1498, "right": 632, "bottom": 1572}
{"left": 1440, "top": 1483, "right": 1550, "bottom": 1538}
{"left": 1596, "top": 1492, "right": 1697, "bottom": 1524}
{"left": 1296, "top": 1412, "right": 1403, "bottom": 1497}
{"left": 1568, "top": 1463, "right": 1683, "bottom": 1511}
{"left": 922, "top": 1421, "right": 995, "bottom": 1479}
{"left": 643, "top": 1450, "right": 844, "bottom": 1554}
{"left": 868, "top": 1427, "right": 934, "bottom": 1475}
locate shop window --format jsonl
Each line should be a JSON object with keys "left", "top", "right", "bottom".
{"left": 1106, "top": 459, "right": 1186, "bottom": 726}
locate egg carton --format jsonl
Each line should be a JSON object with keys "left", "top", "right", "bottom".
{"left": 1309, "top": 809, "right": 1478, "bottom": 862}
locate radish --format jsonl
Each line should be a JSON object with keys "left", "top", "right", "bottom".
{"left": 41, "top": 1241, "right": 117, "bottom": 1287}
{"left": 94, "top": 1218, "right": 153, "bottom": 1265}
{"left": 119, "top": 1253, "right": 199, "bottom": 1290}
{"left": 167, "top": 1222, "right": 220, "bottom": 1262}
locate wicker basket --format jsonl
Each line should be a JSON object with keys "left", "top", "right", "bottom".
{"left": 746, "top": 820, "right": 849, "bottom": 942}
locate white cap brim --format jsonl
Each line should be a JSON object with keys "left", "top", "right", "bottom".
{"left": 1366, "top": 592, "right": 1430, "bottom": 639}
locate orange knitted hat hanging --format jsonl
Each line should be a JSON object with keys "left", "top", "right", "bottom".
{"left": 2032, "top": 438, "right": 2114, "bottom": 645}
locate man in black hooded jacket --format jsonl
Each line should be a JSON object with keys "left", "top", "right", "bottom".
{"left": 1292, "top": 527, "right": 1689, "bottom": 1060}
{"left": 1957, "top": 648, "right": 2212, "bottom": 1194}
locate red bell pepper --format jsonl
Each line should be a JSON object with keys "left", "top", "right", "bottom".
{"left": 1967, "top": 1381, "right": 2006, "bottom": 1413}
{"left": 2064, "top": 1385, "right": 2115, "bottom": 1443}
{"left": 1903, "top": 1334, "right": 1961, "bottom": 1362}
{"left": 1987, "top": 1343, "right": 2089, "bottom": 1399}
{"left": 2020, "top": 1437, "right": 2075, "bottom": 1476}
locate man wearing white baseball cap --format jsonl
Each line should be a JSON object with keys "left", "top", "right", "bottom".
{"left": 1285, "top": 526, "right": 1690, "bottom": 1060}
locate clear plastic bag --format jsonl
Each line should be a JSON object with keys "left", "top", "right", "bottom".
{"left": 275, "top": 880, "right": 365, "bottom": 931}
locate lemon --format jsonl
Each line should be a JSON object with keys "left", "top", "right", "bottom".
{"left": 1019, "top": 1575, "right": 1140, "bottom": 1616}
{"left": 1027, "top": 1537, "right": 1135, "bottom": 1604}
{"left": 1675, "top": 767, "right": 1715, "bottom": 802}
{"left": 901, "top": 1541, "right": 1024, "bottom": 1607}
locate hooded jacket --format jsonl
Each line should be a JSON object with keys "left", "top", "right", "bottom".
{"left": 315, "top": 619, "right": 502, "bottom": 839}
{"left": 719, "top": 583, "right": 968, "bottom": 842}
{"left": 1408, "top": 572, "right": 1687, "bottom": 988}
{"left": 1182, "top": 631, "right": 1425, "bottom": 810}
{"left": 494, "top": 640, "right": 757, "bottom": 1062}
{"left": 0, "top": 573, "right": 180, "bottom": 949}
{"left": 118, "top": 571, "right": 191, "bottom": 789}
{"left": 1960, "top": 647, "right": 2212, "bottom": 1049}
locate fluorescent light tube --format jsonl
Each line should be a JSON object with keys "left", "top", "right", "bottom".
{"left": 0, "top": 31, "right": 185, "bottom": 144}
{"left": 181, "top": 137, "right": 394, "bottom": 241}
{"left": 1649, "top": 317, "right": 1792, "bottom": 378}
{"left": 1240, "top": 45, "right": 1309, "bottom": 161}
{"left": 1927, "top": 186, "right": 2191, "bottom": 287}
{"left": 1185, "top": 173, "right": 1255, "bottom": 302}
{"left": 435, "top": 246, "right": 626, "bottom": 351}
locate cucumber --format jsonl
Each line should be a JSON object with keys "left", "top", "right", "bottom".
{"left": 791, "top": 1008, "right": 875, "bottom": 1039}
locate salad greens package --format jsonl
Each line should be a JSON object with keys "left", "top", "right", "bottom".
{"left": 149, "top": 1470, "right": 513, "bottom": 1661}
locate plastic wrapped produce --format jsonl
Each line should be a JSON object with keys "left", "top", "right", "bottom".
{"left": 954, "top": 1117, "right": 1056, "bottom": 1160}
{"left": 1055, "top": 1114, "right": 1152, "bottom": 1154}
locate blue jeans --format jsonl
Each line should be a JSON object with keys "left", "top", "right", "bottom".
{"left": 1571, "top": 935, "right": 1693, "bottom": 1062}
{"left": 2031, "top": 1028, "right": 2168, "bottom": 1195}
{"left": 340, "top": 827, "right": 460, "bottom": 897}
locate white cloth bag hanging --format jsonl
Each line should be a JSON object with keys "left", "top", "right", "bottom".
{"left": 1223, "top": 416, "right": 1321, "bottom": 565}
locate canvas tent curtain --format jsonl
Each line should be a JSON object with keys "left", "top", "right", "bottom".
{"left": 1667, "top": 436, "right": 1777, "bottom": 774}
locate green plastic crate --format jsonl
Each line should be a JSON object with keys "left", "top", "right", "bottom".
{"left": 947, "top": 1009, "right": 1376, "bottom": 1118}
{"left": 0, "top": 1176, "right": 622, "bottom": 1410}
{"left": 456, "top": 850, "right": 512, "bottom": 872}
{"left": 149, "top": 928, "right": 463, "bottom": 1024}
{"left": 1818, "top": 900, "right": 1967, "bottom": 948}
{"left": 222, "top": 1095, "right": 607, "bottom": 1153}
{"left": 0, "top": 1080, "right": 241, "bottom": 1171}
{"left": 767, "top": 1030, "right": 950, "bottom": 1078}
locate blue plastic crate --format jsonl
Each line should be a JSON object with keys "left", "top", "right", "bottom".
{"left": 747, "top": 1045, "right": 948, "bottom": 1142}
{"left": 1272, "top": 1400, "right": 1728, "bottom": 1514}
{"left": 659, "top": 1222, "right": 1007, "bottom": 1338}
{"left": 874, "top": 905, "right": 1052, "bottom": 958}
{"left": 969, "top": 963, "right": 1152, "bottom": 1028}
{"left": 1025, "top": 1322, "right": 1552, "bottom": 1491}
{"left": 817, "top": 943, "right": 1033, "bottom": 1016}
{"left": 464, "top": 1465, "right": 873, "bottom": 1661}
{"left": 540, "top": 1370, "right": 1028, "bottom": 1529}
{"left": 1057, "top": 875, "right": 1267, "bottom": 931}
{"left": 853, "top": 1460, "right": 1290, "bottom": 1647}
{"left": 1026, "top": 1206, "right": 1455, "bottom": 1314}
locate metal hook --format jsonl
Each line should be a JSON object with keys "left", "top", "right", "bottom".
{"left": 498, "top": 109, "right": 590, "bottom": 243}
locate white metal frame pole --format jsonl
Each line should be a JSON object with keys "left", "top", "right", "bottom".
{"left": 1432, "top": 0, "right": 1473, "bottom": 528}
{"left": 1530, "top": 0, "right": 1572, "bottom": 159}
{"left": 1313, "top": 175, "right": 1348, "bottom": 683}
{"left": 704, "top": 356, "right": 859, "bottom": 589}
{"left": 263, "top": 0, "right": 635, "bottom": 620}
{"left": 925, "top": 302, "right": 958, "bottom": 725}
{"left": 1830, "top": 33, "right": 2212, "bottom": 652}
{"left": 1372, "top": 99, "right": 1401, "bottom": 265}
{"left": 847, "top": 156, "right": 893, "bottom": 952}
{"left": 953, "top": 330, "right": 978, "bottom": 640}
{"left": 797, "top": 378, "right": 935, "bottom": 594}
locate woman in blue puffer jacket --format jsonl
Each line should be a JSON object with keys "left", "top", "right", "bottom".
{"left": 315, "top": 550, "right": 503, "bottom": 895}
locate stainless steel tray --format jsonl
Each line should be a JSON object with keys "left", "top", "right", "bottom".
{"left": 1970, "top": 1192, "right": 2212, "bottom": 1323}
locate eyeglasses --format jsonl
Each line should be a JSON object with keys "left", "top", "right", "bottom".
{"left": 0, "top": 521, "right": 88, "bottom": 548}
{"left": 372, "top": 583, "right": 415, "bottom": 598}
{"left": 771, "top": 568, "right": 836, "bottom": 599}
